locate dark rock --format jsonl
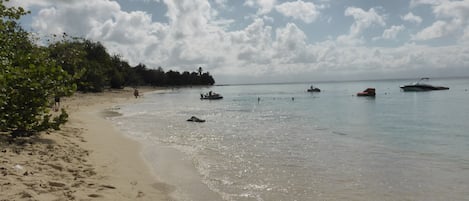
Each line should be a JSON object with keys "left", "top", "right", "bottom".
{"left": 187, "top": 116, "right": 206, "bottom": 123}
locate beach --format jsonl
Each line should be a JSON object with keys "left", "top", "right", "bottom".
{"left": 0, "top": 88, "right": 172, "bottom": 201}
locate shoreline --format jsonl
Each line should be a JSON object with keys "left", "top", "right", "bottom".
{"left": 1, "top": 87, "right": 172, "bottom": 200}
{"left": 106, "top": 89, "right": 223, "bottom": 201}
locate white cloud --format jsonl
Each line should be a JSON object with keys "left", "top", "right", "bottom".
{"left": 433, "top": 0, "right": 469, "bottom": 23}
{"left": 413, "top": 0, "right": 469, "bottom": 41}
{"left": 244, "top": 0, "right": 277, "bottom": 15}
{"left": 345, "top": 7, "right": 385, "bottom": 36}
{"left": 382, "top": 25, "right": 405, "bottom": 39}
{"left": 412, "top": 20, "right": 456, "bottom": 40}
{"left": 463, "top": 26, "right": 469, "bottom": 42}
{"left": 273, "top": 23, "right": 311, "bottom": 64}
{"left": 401, "top": 12, "right": 423, "bottom": 24}
{"left": 214, "top": 0, "right": 227, "bottom": 7}
{"left": 229, "top": 18, "right": 273, "bottom": 66}
{"left": 10, "top": 0, "right": 469, "bottom": 83}
{"left": 6, "top": 0, "right": 65, "bottom": 10}
{"left": 275, "top": 0, "right": 320, "bottom": 24}
{"left": 410, "top": 0, "right": 445, "bottom": 7}
{"left": 337, "top": 7, "right": 386, "bottom": 45}
{"left": 32, "top": 1, "right": 123, "bottom": 38}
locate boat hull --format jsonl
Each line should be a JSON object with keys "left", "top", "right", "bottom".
{"left": 200, "top": 96, "right": 223, "bottom": 100}
{"left": 357, "top": 88, "right": 376, "bottom": 97}
{"left": 357, "top": 92, "right": 375, "bottom": 97}
{"left": 400, "top": 85, "right": 449, "bottom": 91}
{"left": 307, "top": 88, "right": 321, "bottom": 92}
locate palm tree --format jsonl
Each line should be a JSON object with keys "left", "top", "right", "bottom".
{"left": 198, "top": 66, "right": 203, "bottom": 76}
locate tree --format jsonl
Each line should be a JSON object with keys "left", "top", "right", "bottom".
{"left": 0, "top": 1, "right": 75, "bottom": 136}
{"left": 198, "top": 66, "right": 203, "bottom": 76}
{"left": 109, "top": 55, "right": 127, "bottom": 89}
{"left": 47, "top": 34, "right": 87, "bottom": 82}
{"left": 77, "top": 40, "right": 112, "bottom": 92}
{"left": 200, "top": 72, "right": 215, "bottom": 85}
{"left": 165, "top": 70, "right": 181, "bottom": 85}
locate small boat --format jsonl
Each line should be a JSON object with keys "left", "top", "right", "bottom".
{"left": 307, "top": 85, "right": 321, "bottom": 92}
{"left": 400, "top": 78, "right": 449, "bottom": 91}
{"left": 200, "top": 91, "right": 223, "bottom": 100}
{"left": 357, "top": 88, "right": 376, "bottom": 97}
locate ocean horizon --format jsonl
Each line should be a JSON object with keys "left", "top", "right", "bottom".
{"left": 111, "top": 77, "right": 469, "bottom": 201}
{"left": 214, "top": 76, "right": 469, "bottom": 86}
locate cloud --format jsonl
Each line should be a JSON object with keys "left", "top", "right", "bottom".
{"left": 463, "top": 26, "right": 469, "bottom": 42}
{"left": 6, "top": 0, "right": 69, "bottom": 10}
{"left": 412, "top": 0, "right": 469, "bottom": 41}
{"left": 275, "top": 0, "right": 320, "bottom": 23}
{"left": 214, "top": 0, "right": 228, "bottom": 7}
{"left": 273, "top": 23, "right": 311, "bottom": 64}
{"left": 337, "top": 7, "right": 386, "bottom": 45}
{"left": 10, "top": 0, "right": 469, "bottom": 83}
{"left": 32, "top": 1, "right": 123, "bottom": 38}
{"left": 412, "top": 20, "right": 457, "bottom": 40}
{"left": 345, "top": 7, "right": 385, "bottom": 36}
{"left": 433, "top": 0, "right": 469, "bottom": 23}
{"left": 374, "top": 25, "right": 405, "bottom": 41}
{"left": 401, "top": 12, "right": 423, "bottom": 24}
{"left": 24, "top": 0, "right": 174, "bottom": 67}
{"left": 229, "top": 18, "right": 273, "bottom": 66}
{"left": 382, "top": 25, "right": 405, "bottom": 39}
{"left": 410, "top": 0, "right": 445, "bottom": 7}
{"left": 244, "top": 0, "right": 277, "bottom": 15}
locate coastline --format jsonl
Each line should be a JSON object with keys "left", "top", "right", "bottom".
{"left": 1, "top": 87, "right": 172, "bottom": 200}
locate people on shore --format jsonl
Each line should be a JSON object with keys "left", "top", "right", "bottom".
{"left": 54, "top": 96, "right": 60, "bottom": 111}
{"left": 134, "top": 88, "right": 139, "bottom": 98}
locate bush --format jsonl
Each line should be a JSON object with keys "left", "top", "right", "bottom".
{"left": 0, "top": 1, "right": 75, "bottom": 137}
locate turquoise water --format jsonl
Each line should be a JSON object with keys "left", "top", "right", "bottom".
{"left": 112, "top": 78, "right": 469, "bottom": 201}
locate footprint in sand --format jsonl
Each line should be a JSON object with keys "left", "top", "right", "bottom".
{"left": 137, "top": 191, "right": 145, "bottom": 198}
{"left": 88, "top": 194, "right": 103, "bottom": 198}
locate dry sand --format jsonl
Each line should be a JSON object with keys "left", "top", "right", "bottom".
{"left": 1, "top": 88, "right": 173, "bottom": 201}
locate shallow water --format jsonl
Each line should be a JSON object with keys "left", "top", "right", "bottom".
{"left": 112, "top": 78, "right": 469, "bottom": 201}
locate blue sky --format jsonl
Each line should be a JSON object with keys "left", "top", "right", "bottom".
{"left": 9, "top": 0, "right": 469, "bottom": 84}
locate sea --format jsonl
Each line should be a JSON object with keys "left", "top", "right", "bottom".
{"left": 110, "top": 77, "right": 469, "bottom": 201}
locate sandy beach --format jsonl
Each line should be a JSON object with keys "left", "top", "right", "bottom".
{"left": 1, "top": 88, "right": 172, "bottom": 201}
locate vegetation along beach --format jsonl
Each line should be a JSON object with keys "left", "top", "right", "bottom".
{"left": 2, "top": 0, "right": 469, "bottom": 201}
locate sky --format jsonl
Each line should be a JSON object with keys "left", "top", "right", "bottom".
{"left": 7, "top": 0, "right": 469, "bottom": 84}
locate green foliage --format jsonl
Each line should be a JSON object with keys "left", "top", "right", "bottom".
{"left": 47, "top": 38, "right": 217, "bottom": 88}
{"left": 130, "top": 65, "right": 215, "bottom": 86}
{"left": 0, "top": 1, "right": 75, "bottom": 136}
{"left": 44, "top": 33, "right": 217, "bottom": 90}
{"left": 47, "top": 33, "right": 87, "bottom": 80}
{"left": 0, "top": 62, "right": 75, "bottom": 135}
{"left": 48, "top": 37, "right": 112, "bottom": 92}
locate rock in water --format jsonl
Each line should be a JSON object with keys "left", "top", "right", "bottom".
{"left": 187, "top": 116, "right": 206, "bottom": 123}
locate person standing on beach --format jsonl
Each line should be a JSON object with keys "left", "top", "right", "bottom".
{"left": 134, "top": 88, "right": 139, "bottom": 98}
{"left": 54, "top": 96, "right": 60, "bottom": 111}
